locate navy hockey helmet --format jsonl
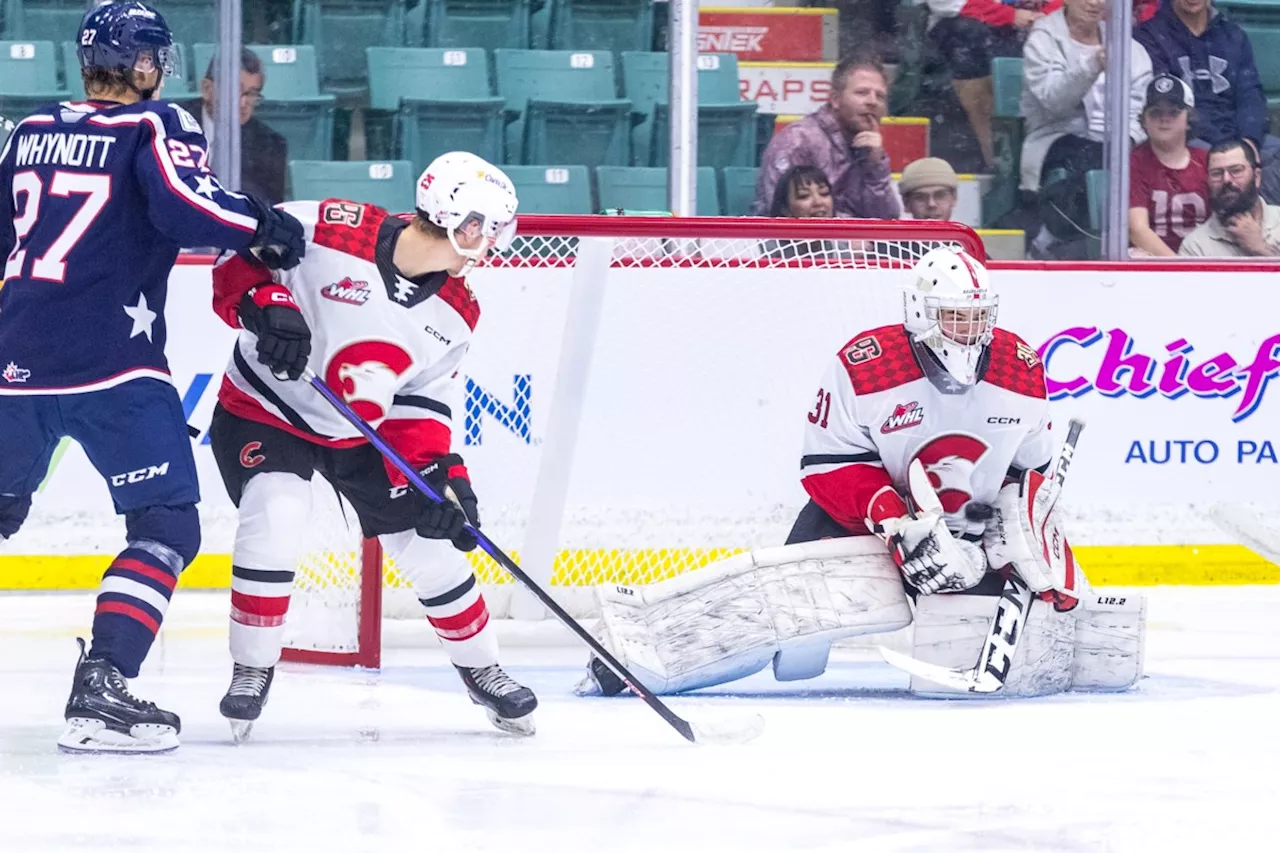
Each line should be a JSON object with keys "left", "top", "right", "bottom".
{"left": 76, "top": 2, "right": 181, "bottom": 82}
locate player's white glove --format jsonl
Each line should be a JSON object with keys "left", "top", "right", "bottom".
{"left": 979, "top": 468, "right": 1084, "bottom": 607}
{"left": 875, "top": 461, "right": 986, "bottom": 595}
{"left": 880, "top": 514, "right": 987, "bottom": 594}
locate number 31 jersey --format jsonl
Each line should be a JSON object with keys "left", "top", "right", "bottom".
{"left": 0, "top": 99, "right": 260, "bottom": 394}
{"left": 799, "top": 324, "right": 1054, "bottom": 539}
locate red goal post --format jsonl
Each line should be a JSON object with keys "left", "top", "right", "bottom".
{"left": 281, "top": 215, "right": 985, "bottom": 668}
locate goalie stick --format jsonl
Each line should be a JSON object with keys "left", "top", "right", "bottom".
{"left": 1209, "top": 502, "right": 1280, "bottom": 567}
{"left": 879, "top": 418, "right": 1087, "bottom": 694}
{"left": 304, "top": 371, "right": 764, "bottom": 745}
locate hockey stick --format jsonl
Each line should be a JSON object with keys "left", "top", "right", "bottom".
{"left": 879, "top": 418, "right": 1086, "bottom": 694}
{"left": 304, "top": 371, "right": 764, "bottom": 745}
{"left": 1209, "top": 502, "right": 1280, "bottom": 567}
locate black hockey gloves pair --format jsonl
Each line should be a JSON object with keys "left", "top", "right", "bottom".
{"left": 416, "top": 454, "right": 480, "bottom": 552}
{"left": 247, "top": 195, "right": 306, "bottom": 271}
{"left": 237, "top": 284, "right": 312, "bottom": 380}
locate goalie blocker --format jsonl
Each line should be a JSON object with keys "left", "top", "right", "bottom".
{"left": 576, "top": 536, "right": 1145, "bottom": 698}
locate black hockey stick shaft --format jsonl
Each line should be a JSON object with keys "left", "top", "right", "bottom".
{"left": 305, "top": 371, "right": 700, "bottom": 742}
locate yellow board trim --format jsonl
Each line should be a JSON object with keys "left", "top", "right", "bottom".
{"left": 700, "top": 6, "right": 838, "bottom": 15}
{"left": 2, "top": 545, "right": 1276, "bottom": 590}
{"left": 978, "top": 229, "right": 1028, "bottom": 236}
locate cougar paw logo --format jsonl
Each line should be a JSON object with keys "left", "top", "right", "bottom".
{"left": 2, "top": 362, "right": 31, "bottom": 383}
{"left": 322, "top": 201, "right": 365, "bottom": 227}
{"left": 881, "top": 401, "right": 924, "bottom": 434}
{"left": 1015, "top": 341, "right": 1040, "bottom": 368}
{"left": 843, "top": 335, "right": 883, "bottom": 366}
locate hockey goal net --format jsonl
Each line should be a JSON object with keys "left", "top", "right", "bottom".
{"left": 281, "top": 215, "right": 984, "bottom": 667}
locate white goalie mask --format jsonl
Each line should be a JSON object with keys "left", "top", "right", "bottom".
{"left": 902, "top": 248, "right": 998, "bottom": 387}
{"left": 415, "top": 152, "right": 519, "bottom": 275}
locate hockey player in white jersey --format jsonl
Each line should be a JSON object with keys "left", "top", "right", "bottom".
{"left": 578, "top": 248, "right": 1145, "bottom": 698}
{"left": 207, "top": 152, "right": 537, "bottom": 740}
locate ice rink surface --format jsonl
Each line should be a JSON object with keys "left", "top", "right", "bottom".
{"left": 2, "top": 587, "right": 1277, "bottom": 853}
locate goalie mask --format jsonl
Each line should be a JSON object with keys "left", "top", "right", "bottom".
{"left": 903, "top": 248, "right": 998, "bottom": 387}
{"left": 415, "top": 152, "right": 519, "bottom": 275}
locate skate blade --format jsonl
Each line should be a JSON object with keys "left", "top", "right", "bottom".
{"left": 228, "top": 719, "right": 255, "bottom": 745}
{"left": 484, "top": 708, "right": 535, "bottom": 737}
{"left": 58, "top": 718, "right": 179, "bottom": 755}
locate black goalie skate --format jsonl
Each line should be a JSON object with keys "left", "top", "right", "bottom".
{"left": 574, "top": 655, "right": 628, "bottom": 697}
{"left": 219, "top": 663, "right": 275, "bottom": 744}
{"left": 455, "top": 664, "right": 538, "bottom": 736}
{"left": 58, "top": 638, "right": 181, "bottom": 754}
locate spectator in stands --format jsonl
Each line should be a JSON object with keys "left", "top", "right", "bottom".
{"left": 899, "top": 157, "right": 959, "bottom": 220}
{"left": 752, "top": 53, "right": 900, "bottom": 220}
{"left": 1179, "top": 139, "right": 1280, "bottom": 256}
{"left": 1129, "top": 74, "right": 1209, "bottom": 257}
{"left": 1021, "top": 0, "right": 1151, "bottom": 258}
{"left": 178, "top": 49, "right": 287, "bottom": 206}
{"left": 923, "top": 0, "right": 1063, "bottom": 172}
{"left": 768, "top": 165, "right": 836, "bottom": 218}
{"left": 1135, "top": 0, "right": 1272, "bottom": 156}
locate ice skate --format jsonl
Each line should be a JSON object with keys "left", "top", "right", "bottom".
{"left": 219, "top": 663, "right": 274, "bottom": 744}
{"left": 58, "top": 639, "right": 180, "bottom": 754}
{"left": 455, "top": 664, "right": 537, "bottom": 736}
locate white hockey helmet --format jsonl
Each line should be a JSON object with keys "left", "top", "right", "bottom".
{"left": 902, "top": 247, "right": 998, "bottom": 387}
{"left": 415, "top": 152, "right": 519, "bottom": 274}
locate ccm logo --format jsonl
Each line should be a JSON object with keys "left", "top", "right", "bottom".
{"left": 110, "top": 462, "right": 170, "bottom": 487}
{"left": 987, "top": 416, "right": 1021, "bottom": 424}
{"left": 268, "top": 292, "right": 293, "bottom": 304}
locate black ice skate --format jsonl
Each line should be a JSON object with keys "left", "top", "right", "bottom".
{"left": 574, "top": 654, "right": 628, "bottom": 697}
{"left": 219, "top": 663, "right": 275, "bottom": 744}
{"left": 58, "top": 638, "right": 181, "bottom": 754}
{"left": 455, "top": 664, "right": 538, "bottom": 736}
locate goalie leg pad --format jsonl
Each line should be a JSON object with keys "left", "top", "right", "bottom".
{"left": 1071, "top": 591, "right": 1146, "bottom": 691}
{"left": 591, "top": 537, "right": 912, "bottom": 695}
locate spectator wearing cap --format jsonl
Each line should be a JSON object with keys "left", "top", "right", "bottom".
{"left": 921, "top": 0, "right": 1062, "bottom": 171}
{"left": 1179, "top": 139, "right": 1280, "bottom": 256}
{"left": 899, "top": 158, "right": 959, "bottom": 220}
{"left": 1021, "top": 0, "right": 1151, "bottom": 258}
{"left": 1136, "top": 0, "right": 1274, "bottom": 158}
{"left": 752, "top": 53, "right": 900, "bottom": 220}
{"left": 1129, "top": 74, "right": 1208, "bottom": 256}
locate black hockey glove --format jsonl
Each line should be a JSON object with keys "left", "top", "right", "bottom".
{"left": 420, "top": 453, "right": 480, "bottom": 552}
{"left": 238, "top": 285, "right": 312, "bottom": 380}
{"left": 246, "top": 195, "right": 306, "bottom": 271}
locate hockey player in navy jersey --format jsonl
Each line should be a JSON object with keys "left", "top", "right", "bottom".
{"left": 0, "top": 2, "right": 306, "bottom": 753}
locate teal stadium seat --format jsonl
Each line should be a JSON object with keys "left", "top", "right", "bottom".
{"left": 1217, "top": 0, "right": 1280, "bottom": 26}
{"left": 195, "top": 44, "right": 336, "bottom": 161}
{"left": 366, "top": 47, "right": 504, "bottom": 170}
{"left": 294, "top": 0, "right": 407, "bottom": 94}
{"left": 0, "top": 40, "right": 70, "bottom": 123}
{"left": 720, "top": 165, "right": 758, "bottom": 216}
{"left": 621, "top": 51, "right": 757, "bottom": 168}
{"left": 495, "top": 48, "right": 632, "bottom": 167}
{"left": 289, "top": 159, "right": 417, "bottom": 210}
{"left": 502, "top": 164, "right": 592, "bottom": 213}
{"left": 152, "top": 1, "right": 216, "bottom": 51}
{"left": 983, "top": 55, "right": 1024, "bottom": 227}
{"left": 596, "top": 166, "right": 720, "bottom": 215}
{"left": 424, "top": 0, "right": 532, "bottom": 52}
{"left": 548, "top": 0, "right": 653, "bottom": 54}
{"left": 7, "top": 0, "right": 85, "bottom": 44}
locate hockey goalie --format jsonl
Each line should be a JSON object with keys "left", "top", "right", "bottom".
{"left": 577, "top": 248, "right": 1146, "bottom": 699}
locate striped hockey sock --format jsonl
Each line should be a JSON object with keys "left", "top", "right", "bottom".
{"left": 90, "top": 548, "right": 179, "bottom": 678}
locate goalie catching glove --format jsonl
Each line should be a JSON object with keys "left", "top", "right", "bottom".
{"left": 417, "top": 454, "right": 480, "bottom": 552}
{"left": 871, "top": 462, "right": 986, "bottom": 595}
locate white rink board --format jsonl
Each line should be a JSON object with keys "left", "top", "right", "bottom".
{"left": 20, "top": 263, "right": 1280, "bottom": 554}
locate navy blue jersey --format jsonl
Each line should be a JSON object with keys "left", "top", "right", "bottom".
{"left": 0, "top": 98, "right": 260, "bottom": 393}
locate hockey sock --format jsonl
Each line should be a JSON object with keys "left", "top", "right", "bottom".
{"left": 90, "top": 547, "right": 178, "bottom": 678}
{"left": 229, "top": 565, "right": 296, "bottom": 667}
{"left": 420, "top": 574, "right": 498, "bottom": 668}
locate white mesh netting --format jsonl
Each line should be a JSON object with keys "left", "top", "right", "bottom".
{"left": 283, "top": 217, "right": 981, "bottom": 660}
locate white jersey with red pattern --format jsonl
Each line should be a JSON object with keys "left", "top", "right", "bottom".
{"left": 800, "top": 324, "right": 1053, "bottom": 540}
{"left": 212, "top": 200, "right": 478, "bottom": 472}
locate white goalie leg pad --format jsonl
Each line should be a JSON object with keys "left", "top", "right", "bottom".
{"left": 592, "top": 537, "right": 912, "bottom": 694}
{"left": 231, "top": 472, "right": 313, "bottom": 668}
{"left": 908, "top": 592, "right": 1075, "bottom": 698}
{"left": 1071, "top": 590, "right": 1146, "bottom": 691}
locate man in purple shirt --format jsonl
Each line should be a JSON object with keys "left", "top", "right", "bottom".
{"left": 752, "top": 53, "right": 901, "bottom": 220}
